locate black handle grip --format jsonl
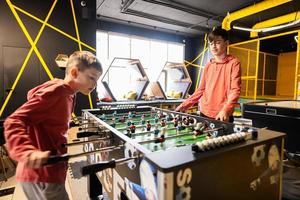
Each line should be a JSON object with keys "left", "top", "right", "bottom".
{"left": 44, "top": 154, "right": 70, "bottom": 165}
{"left": 81, "top": 160, "right": 116, "bottom": 176}
{"left": 77, "top": 131, "right": 98, "bottom": 138}
{"left": 69, "top": 121, "right": 79, "bottom": 128}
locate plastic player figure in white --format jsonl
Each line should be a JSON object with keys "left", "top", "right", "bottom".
{"left": 160, "top": 126, "right": 166, "bottom": 139}
{"left": 128, "top": 111, "right": 133, "bottom": 119}
{"left": 193, "top": 122, "right": 202, "bottom": 139}
{"left": 141, "top": 114, "right": 146, "bottom": 125}
{"left": 100, "top": 113, "right": 106, "bottom": 120}
{"left": 154, "top": 125, "right": 160, "bottom": 136}
{"left": 111, "top": 117, "right": 116, "bottom": 128}
{"left": 154, "top": 115, "right": 159, "bottom": 123}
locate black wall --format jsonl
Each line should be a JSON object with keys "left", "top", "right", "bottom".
{"left": 0, "top": 0, "right": 97, "bottom": 118}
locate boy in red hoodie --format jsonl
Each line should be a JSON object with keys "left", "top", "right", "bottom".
{"left": 4, "top": 51, "right": 102, "bottom": 200}
{"left": 175, "top": 28, "right": 241, "bottom": 122}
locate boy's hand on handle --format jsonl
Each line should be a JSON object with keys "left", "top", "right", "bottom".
{"left": 215, "top": 111, "right": 229, "bottom": 122}
{"left": 25, "top": 151, "right": 51, "bottom": 168}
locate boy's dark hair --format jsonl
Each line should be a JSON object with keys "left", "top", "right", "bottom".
{"left": 208, "top": 27, "right": 229, "bottom": 42}
{"left": 66, "top": 51, "right": 102, "bottom": 73}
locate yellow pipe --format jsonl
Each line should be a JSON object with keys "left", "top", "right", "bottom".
{"left": 222, "top": 0, "right": 292, "bottom": 31}
{"left": 251, "top": 11, "right": 300, "bottom": 38}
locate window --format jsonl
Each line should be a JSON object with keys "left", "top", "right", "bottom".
{"left": 96, "top": 31, "right": 185, "bottom": 98}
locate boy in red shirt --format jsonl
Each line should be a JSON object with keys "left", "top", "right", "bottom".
{"left": 176, "top": 28, "right": 241, "bottom": 122}
{"left": 4, "top": 51, "right": 102, "bottom": 200}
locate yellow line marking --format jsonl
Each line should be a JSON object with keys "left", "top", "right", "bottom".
{"left": 70, "top": 0, "right": 93, "bottom": 109}
{"left": 12, "top": 5, "right": 96, "bottom": 52}
{"left": 1, "top": 0, "right": 57, "bottom": 116}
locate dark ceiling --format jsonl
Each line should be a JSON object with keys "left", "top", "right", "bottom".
{"left": 96, "top": 0, "right": 300, "bottom": 37}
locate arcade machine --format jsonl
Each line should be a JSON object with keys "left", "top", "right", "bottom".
{"left": 243, "top": 100, "right": 300, "bottom": 200}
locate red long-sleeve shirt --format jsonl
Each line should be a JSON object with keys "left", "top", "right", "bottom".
{"left": 180, "top": 55, "right": 241, "bottom": 118}
{"left": 4, "top": 79, "right": 75, "bottom": 183}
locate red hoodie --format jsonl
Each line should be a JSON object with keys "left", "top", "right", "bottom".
{"left": 180, "top": 55, "right": 241, "bottom": 118}
{"left": 4, "top": 78, "right": 75, "bottom": 183}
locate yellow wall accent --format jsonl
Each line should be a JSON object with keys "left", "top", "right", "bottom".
{"left": 276, "top": 52, "right": 296, "bottom": 97}
{"left": 0, "top": 0, "right": 97, "bottom": 117}
{"left": 0, "top": 0, "right": 57, "bottom": 117}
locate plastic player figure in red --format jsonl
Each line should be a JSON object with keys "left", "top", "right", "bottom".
{"left": 155, "top": 127, "right": 166, "bottom": 143}
{"left": 159, "top": 112, "right": 164, "bottom": 119}
{"left": 129, "top": 122, "right": 136, "bottom": 133}
{"left": 146, "top": 120, "right": 151, "bottom": 131}
{"left": 160, "top": 119, "right": 166, "bottom": 127}
{"left": 173, "top": 117, "right": 178, "bottom": 127}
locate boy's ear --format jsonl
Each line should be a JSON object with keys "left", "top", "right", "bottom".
{"left": 70, "top": 66, "right": 79, "bottom": 77}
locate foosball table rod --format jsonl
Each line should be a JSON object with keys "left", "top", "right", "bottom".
{"left": 62, "top": 136, "right": 113, "bottom": 148}
{"left": 81, "top": 157, "right": 137, "bottom": 176}
{"left": 44, "top": 144, "right": 124, "bottom": 165}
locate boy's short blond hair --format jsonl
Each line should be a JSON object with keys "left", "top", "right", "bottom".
{"left": 66, "top": 51, "right": 102, "bottom": 73}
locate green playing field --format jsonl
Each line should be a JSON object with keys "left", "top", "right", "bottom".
{"left": 97, "top": 111, "right": 207, "bottom": 152}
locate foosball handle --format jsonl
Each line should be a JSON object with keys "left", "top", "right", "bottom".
{"left": 81, "top": 160, "right": 116, "bottom": 176}
{"left": 77, "top": 131, "right": 98, "bottom": 138}
{"left": 44, "top": 154, "right": 70, "bottom": 165}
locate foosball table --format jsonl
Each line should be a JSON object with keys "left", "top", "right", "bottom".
{"left": 61, "top": 106, "right": 285, "bottom": 200}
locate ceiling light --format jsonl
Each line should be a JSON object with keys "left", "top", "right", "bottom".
{"left": 233, "top": 19, "right": 300, "bottom": 34}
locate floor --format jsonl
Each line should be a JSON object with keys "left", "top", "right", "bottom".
{"left": 0, "top": 126, "right": 91, "bottom": 200}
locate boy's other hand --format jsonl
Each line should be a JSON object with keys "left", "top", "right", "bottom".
{"left": 215, "top": 111, "right": 229, "bottom": 122}
{"left": 25, "top": 151, "right": 51, "bottom": 168}
{"left": 175, "top": 105, "right": 186, "bottom": 113}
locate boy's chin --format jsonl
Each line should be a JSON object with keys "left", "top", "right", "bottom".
{"left": 80, "top": 90, "right": 91, "bottom": 95}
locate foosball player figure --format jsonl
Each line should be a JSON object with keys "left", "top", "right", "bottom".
{"left": 126, "top": 129, "right": 132, "bottom": 138}
{"left": 184, "top": 117, "right": 190, "bottom": 126}
{"left": 193, "top": 122, "right": 206, "bottom": 139}
{"left": 159, "top": 111, "right": 164, "bottom": 119}
{"left": 154, "top": 115, "right": 159, "bottom": 123}
{"left": 146, "top": 120, "right": 151, "bottom": 131}
{"left": 155, "top": 127, "right": 166, "bottom": 143}
{"left": 178, "top": 121, "right": 185, "bottom": 131}
{"left": 127, "top": 119, "right": 132, "bottom": 127}
{"left": 112, "top": 110, "right": 117, "bottom": 117}
{"left": 128, "top": 111, "right": 133, "bottom": 119}
{"left": 189, "top": 117, "right": 195, "bottom": 125}
{"left": 165, "top": 114, "right": 170, "bottom": 122}
{"left": 119, "top": 115, "right": 126, "bottom": 123}
{"left": 160, "top": 119, "right": 166, "bottom": 127}
{"left": 154, "top": 125, "right": 160, "bottom": 136}
{"left": 129, "top": 122, "right": 136, "bottom": 134}
{"left": 100, "top": 113, "right": 106, "bottom": 120}
{"left": 141, "top": 114, "right": 146, "bottom": 125}
{"left": 111, "top": 118, "right": 116, "bottom": 128}
{"left": 173, "top": 117, "right": 178, "bottom": 127}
